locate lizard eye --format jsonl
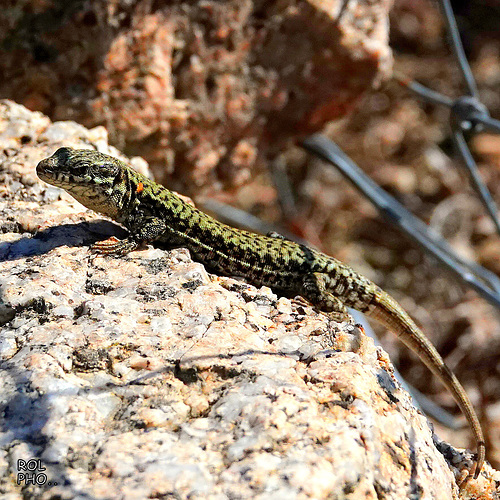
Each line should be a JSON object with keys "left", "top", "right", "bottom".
{"left": 54, "top": 147, "right": 73, "bottom": 162}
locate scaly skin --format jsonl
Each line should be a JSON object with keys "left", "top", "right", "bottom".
{"left": 37, "top": 147, "right": 485, "bottom": 479}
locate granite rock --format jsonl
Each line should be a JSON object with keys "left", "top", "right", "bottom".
{"left": 1, "top": 100, "right": 497, "bottom": 499}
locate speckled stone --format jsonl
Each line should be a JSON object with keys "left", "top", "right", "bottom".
{"left": 1, "top": 100, "right": 496, "bottom": 499}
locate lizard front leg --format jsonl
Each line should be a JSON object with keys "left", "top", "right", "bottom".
{"left": 92, "top": 216, "right": 166, "bottom": 256}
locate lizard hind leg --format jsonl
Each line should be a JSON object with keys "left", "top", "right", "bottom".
{"left": 301, "top": 272, "right": 351, "bottom": 322}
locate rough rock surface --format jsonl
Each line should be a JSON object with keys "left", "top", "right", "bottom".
{"left": 1, "top": 100, "right": 498, "bottom": 499}
{"left": 0, "top": 0, "right": 393, "bottom": 190}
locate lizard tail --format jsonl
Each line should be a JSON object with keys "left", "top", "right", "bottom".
{"left": 366, "top": 289, "right": 485, "bottom": 480}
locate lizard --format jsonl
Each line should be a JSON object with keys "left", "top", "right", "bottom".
{"left": 36, "top": 146, "right": 485, "bottom": 479}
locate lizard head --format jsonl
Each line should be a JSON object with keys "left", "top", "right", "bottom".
{"left": 36, "top": 147, "right": 126, "bottom": 216}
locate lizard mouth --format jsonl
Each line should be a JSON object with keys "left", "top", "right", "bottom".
{"left": 36, "top": 156, "right": 69, "bottom": 188}
{"left": 36, "top": 158, "right": 54, "bottom": 181}
{"left": 36, "top": 147, "right": 73, "bottom": 176}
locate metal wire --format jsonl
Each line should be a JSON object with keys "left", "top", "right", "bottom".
{"left": 393, "top": 72, "right": 453, "bottom": 108}
{"left": 451, "top": 127, "right": 500, "bottom": 234}
{"left": 437, "top": 0, "right": 479, "bottom": 99}
{"left": 301, "top": 134, "right": 500, "bottom": 310}
{"left": 394, "top": 1, "right": 500, "bottom": 236}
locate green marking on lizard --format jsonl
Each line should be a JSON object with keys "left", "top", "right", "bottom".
{"left": 37, "top": 147, "right": 485, "bottom": 480}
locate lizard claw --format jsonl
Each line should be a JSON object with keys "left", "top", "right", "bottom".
{"left": 91, "top": 237, "right": 139, "bottom": 256}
